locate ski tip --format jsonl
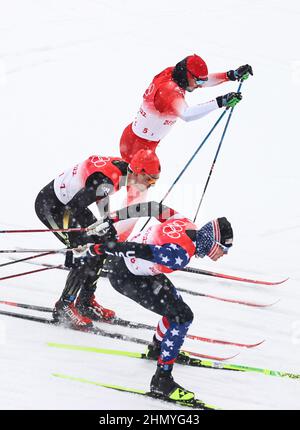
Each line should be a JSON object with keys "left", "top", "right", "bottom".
{"left": 273, "top": 277, "right": 289, "bottom": 285}
{"left": 183, "top": 349, "right": 240, "bottom": 362}
{"left": 243, "top": 277, "right": 289, "bottom": 286}
{"left": 228, "top": 339, "right": 266, "bottom": 349}
{"left": 267, "top": 298, "right": 281, "bottom": 307}
{"left": 247, "top": 339, "right": 266, "bottom": 348}
{"left": 242, "top": 298, "right": 281, "bottom": 308}
{"left": 219, "top": 352, "right": 240, "bottom": 361}
{"left": 252, "top": 298, "right": 281, "bottom": 308}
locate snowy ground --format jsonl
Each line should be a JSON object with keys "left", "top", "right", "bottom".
{"left": 0, "top": 0, "right": 300, "bottom": 410}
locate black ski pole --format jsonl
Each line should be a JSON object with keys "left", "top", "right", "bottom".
{"left": 193, "top": 82, "right": 243, "bottom": 223}
{"left": 0, "top": 252, "right": 55, "bottom": 268}
{"left": 140, "top": 109, "right": 228, "bottom": 231}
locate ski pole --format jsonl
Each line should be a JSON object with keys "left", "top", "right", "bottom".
{"left": 160, "top": 109, "right": 228, "bottom": 204}
{"left": 193, "top": 81, "right": 243, "bottom": 223}
{"left": 140, "top": 109, "right": 228, "bottom": 231}
{"left": 0, "top": 221, "right": 110, "bottom": 235}
{"left": 0, "top": 252, "right": 55, "bottom": 268}
{"left": 0, "top": 248, "right": 68, "bottom": 254}
{"left": 0, "top": 266, "right": 59, "bottom": 282}
{"left": 0, "top": 227, "right": 88, "bottom": 234}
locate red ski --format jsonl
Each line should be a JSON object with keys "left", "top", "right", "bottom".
{"left": 181, "top": 266, "right": 288, "bottom": 286}
{"left": 5, "top": 257, "right": 280, "bottom": 309}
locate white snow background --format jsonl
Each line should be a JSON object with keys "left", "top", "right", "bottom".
{"left": 0, "top": 0, "right": 300, "bottom": 410}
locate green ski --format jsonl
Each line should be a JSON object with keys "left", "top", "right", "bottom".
{"left": 52, "top": 373, "right": 217, "bottom": 410}
{"left": 48, "top": 342, "right": 300, "bottom": 380}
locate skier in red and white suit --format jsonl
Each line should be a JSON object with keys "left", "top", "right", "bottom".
{"left": 120, "top": 54, "right": 253, "bottom": 163}
{"left": 72, "top": 201, "right": 233, "bottom": 401}
{"left": 34, "top": 152, "right": 160, "bottom": 328}
{"left": 120, "top": 55, "right": 252, "bottom": 211}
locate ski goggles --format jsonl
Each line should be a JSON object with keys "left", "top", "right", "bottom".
{"left": 143, "top": 172, "right": 160, "bottom": 185}
{"left": 188, "top": 71, "right": 208, "bottom": 86}
{"left": 128, "top": 167, "right": 159, "bottom": 185}
{"left": 215, "top": 241, "right": 232, "bottom": 254}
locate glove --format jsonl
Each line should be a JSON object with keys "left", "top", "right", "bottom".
{"left": 64, "top": 243, "right": 103, "bottom": 268}
{"left": 216, "top": 92, "right": 242, "bottom": 108}
{"left": 86, "top": 218, "right": 108, "bottom": 236}
{"left": 86, "top": 218, "right": 117, "bottom": 240}
{"left": 64, "top": 245, "right": 95, "bottom": 268}
{"left": 227, "top": 64, "right": 253, "bottom": 81}
{"left": 72, "top": 244, "right": 95, "bottom": 259}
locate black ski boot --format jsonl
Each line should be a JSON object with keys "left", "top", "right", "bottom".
{"left": 150, "top": 365, "right": 195, "bottom": 402}
{"left": 145, "top": 336, "right": 161, "bottom": 360}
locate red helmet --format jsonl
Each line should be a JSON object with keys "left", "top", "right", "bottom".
{"left": 129, "top": 149, "right": 161, "bottom": 176}
{"left": 186, "top": 54, "right": 208, "bottom": 80}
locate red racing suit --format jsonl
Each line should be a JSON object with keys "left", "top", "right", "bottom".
{"left": 120, "top": 66, "right": 229, "bottom": 163}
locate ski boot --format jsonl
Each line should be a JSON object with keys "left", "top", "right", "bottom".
{"left": 150, "top": 365, "right": 195, "bottom": 402}
{"left": 76, "top": 294, "right": 115, "bottom": 321}
{"left": 53, "top": 299, "right": 93, "bottom": 329}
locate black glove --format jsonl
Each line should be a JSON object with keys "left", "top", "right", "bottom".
{"left": 227, "top": 64, "right": 253, "bottom": 81}
{"left": 216, "top": 92, "right": 242, "bottom": 108}
{"left": 64, "top": 249, "right": 88, "bottom": 268}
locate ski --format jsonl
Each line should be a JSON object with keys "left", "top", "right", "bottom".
{"left": 0, "top": 308, "right": 147, "bottom": 345}
{"left": 176, "top": 287, "right": 279, "bottom": 308}
{"left": 0, "top": 299, "right": 264, "bottom": 349}
{"left": 48, "top": 342, "right": 300, "bottom": 380}
{"left": 6, "top": 257, "right": 279, "bottom": 308}
{"left": 7, "top": 253, "right": 288, "bottom": 286}
{"left": 0, "top": 309, "right": 237, "bottom": 361}
{"left": 48, "top": 342, "right": 237, "bottom": 365}
{"left": 52, "top": 373, "right": 218, "bottom": 410}
{"left": 182, "top": 266, "right": 288, "bottom": 286}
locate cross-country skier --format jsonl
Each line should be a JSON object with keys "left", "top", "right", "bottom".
{"left": 34, "top": 151, "right": 160, "bottom": 328}
{"left": 72, "top": 201, "right": 233, "bottom": 402}
{"left": 120, "top": 54, "right": 252, "bottom": 164}
{"left": 120, "top": 54, "right": 252, "bottom": 207}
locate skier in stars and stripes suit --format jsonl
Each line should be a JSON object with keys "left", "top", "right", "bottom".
{"left": 72, "top": 201, "right": 233, "bottom": 402}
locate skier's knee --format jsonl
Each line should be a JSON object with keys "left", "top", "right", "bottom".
{"left": 178, "top": 303, "right": 194, "bottom": 324}
{"left": 167, "top": 301, "right": 194, "bottom": 325}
